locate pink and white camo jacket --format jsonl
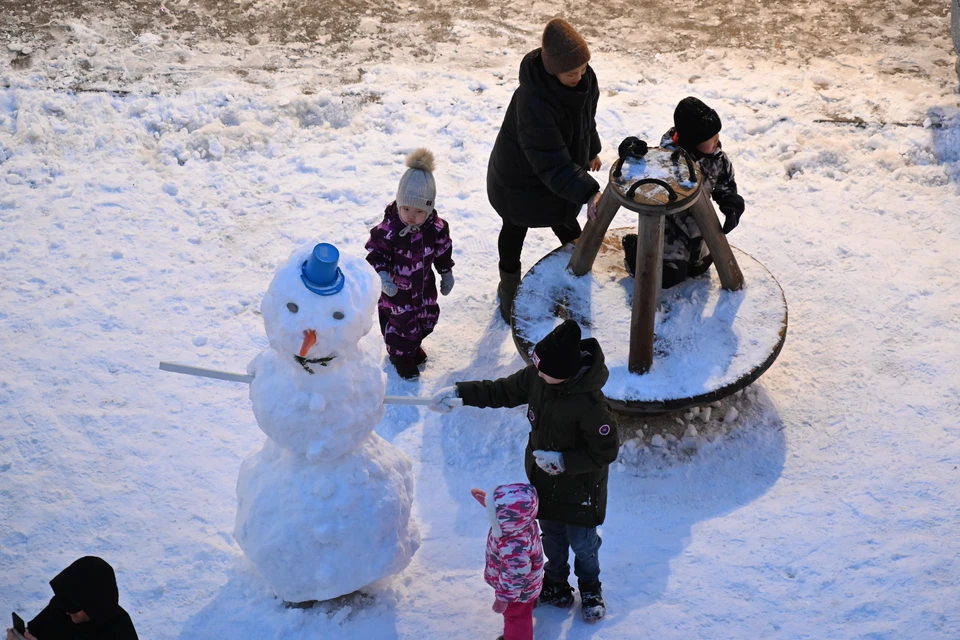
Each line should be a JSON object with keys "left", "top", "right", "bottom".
{"left": 484, "top": 483, "right": 544, "bottom": 604}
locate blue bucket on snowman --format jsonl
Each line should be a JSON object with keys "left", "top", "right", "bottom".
{"left": 301, "top": 243, "right": 345, "bottom": 296}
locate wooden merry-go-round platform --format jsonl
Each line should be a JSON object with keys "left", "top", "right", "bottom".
{"left": 510, "top": 144, "right": 787, "bottom": 415}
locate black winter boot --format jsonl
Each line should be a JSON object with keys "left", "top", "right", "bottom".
{"left": 497, "top": 267, "right": 521, "bottom": 323}
{"left": 537, "top": 576, "right": 575, "bottom": 608}
{"left": 579, "top": 580, "right": 606, "bottom": 622}
{"left": 414, "top": 347, "right": 428, "bottom": 366}
{"left": 389, "top": 355, "right": 420, "bottom": 380}
{"left": 622, "top": 233, "right": 638, "bottom": 278}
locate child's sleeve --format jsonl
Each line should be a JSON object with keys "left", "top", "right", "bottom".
{"left": 561, "top": 402, "right": 620, "bottom": 475}
{"left": 711, "top": 154, "right": 745, "bottom": 217}
{"left": 456, "top": 367, "right": 533, "bottom": 409}
{"left": 433, "top": 218, "right": 455, "bottom": 274}
{"left": 494, "top": 537, "right": 535, "bottom": 602}
{"left": 364, "top": 223, "right": 393, "bottom": 274}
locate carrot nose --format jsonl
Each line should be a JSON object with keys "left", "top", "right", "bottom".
{"left": 299, "top": 329, "right": 317, "bottom": 357}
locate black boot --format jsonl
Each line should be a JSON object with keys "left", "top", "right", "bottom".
{"left": 579, "top": 580, "right": 606, "bottom": 622}
{"left": 497, "top": 267, "right": 521, "bottom": 323}
{"left": 414, "top": 347, "right": 428, "bottom": 366}
{"left": 389, "top": 355, "right": 420, "bottom": 380}
{"left": 622, "top": 233, "right": 638, "bottom": 278}
{"left": 537, "top": 576, "right": 575, "bottom": 608}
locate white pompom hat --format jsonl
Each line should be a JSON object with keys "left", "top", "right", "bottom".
{"left": 396, "top": 148, "right": 436, "bottom": 212}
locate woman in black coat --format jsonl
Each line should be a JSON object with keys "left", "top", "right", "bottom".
{"left": 488, "top": 18, "right": 603, "bottom": 322}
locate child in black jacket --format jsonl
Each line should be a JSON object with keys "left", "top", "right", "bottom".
{"left": 624, "top": 96, "right": 745, "bottom": 289}
{"left": 430, "top": 320, "right": 619, "bottom": 622}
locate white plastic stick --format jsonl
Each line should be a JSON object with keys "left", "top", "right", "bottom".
{"left": 160, "top": 361, "right": 254, "bottom": 384}
{"left": 159, "top": 361, "right": 462, "bottom": 406}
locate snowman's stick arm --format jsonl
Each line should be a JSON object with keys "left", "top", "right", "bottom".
{"left": 158, "top": 362, "right": 462, "bottom": 406}
{"left": 160, "top": 361, "right": 254, "bottom": 384}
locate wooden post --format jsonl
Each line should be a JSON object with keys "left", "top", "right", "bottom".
{"left": 628, "top": 214, "right": 664, "bottom": 374}
{"left": 567, "top": 184, "right": 621, "bottom": 276}
{"left": 688, "top": 191, "right": 744, "bottom": 291}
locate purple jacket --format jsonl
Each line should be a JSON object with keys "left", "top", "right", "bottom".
{"left": 365, "top": 201, "right": 454, "bottom": 357}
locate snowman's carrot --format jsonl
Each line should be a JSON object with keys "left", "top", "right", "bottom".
{"left": 299, "top": 329, "right": 317, "bottom": 357}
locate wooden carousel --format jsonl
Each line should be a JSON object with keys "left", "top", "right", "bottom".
{"left": 510, "top": 142, "right": 788, "bottom": 414}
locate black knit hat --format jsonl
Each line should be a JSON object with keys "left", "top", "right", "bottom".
{"left": 541, "top": 18, "right": 591, "bottom": 75}
{"left": 673, "top": 96, "right": 722, "bottom": 150}
{"left": 532, "top": 319, "right": 582, "bottom": 379}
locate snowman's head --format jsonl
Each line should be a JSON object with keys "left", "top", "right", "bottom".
{"left": 261, "top": 243, "right": 379, "bottom": 369}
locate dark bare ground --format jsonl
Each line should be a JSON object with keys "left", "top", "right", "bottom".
{"left": 0, "top": 0, "right": 950, "bottom": 61}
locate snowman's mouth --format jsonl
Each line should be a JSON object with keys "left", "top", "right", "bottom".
{"left": 293, "top": 353, "right": 337, "bottom": 374}
{"left": 295, "top": 329, "right": 336, "bottom": 374}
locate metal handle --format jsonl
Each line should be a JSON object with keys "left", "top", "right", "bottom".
{"left": 625, "top": 178, "right": 678, "bottom": 202}
{"left": 671, "top": 147, "right": 698, "bottom": 184}
{"left": 612, "top": 156, "right": 627, "bottom": 179}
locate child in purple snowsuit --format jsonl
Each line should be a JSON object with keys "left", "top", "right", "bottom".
{"left": 365, "top": 148, "right": 455, "bottom": 380}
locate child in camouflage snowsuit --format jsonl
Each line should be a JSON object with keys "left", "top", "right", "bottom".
{"left": 624, "top": 96, "right": 745, "bottom": 288}
{"left": 366, "top": 149, "right": 455, "bottom": 380}
{"left": 471, "top": 483, "right": 544, "bottom": 640}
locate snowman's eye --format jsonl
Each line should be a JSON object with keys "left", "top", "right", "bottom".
{"left": 333, "top": 311, "right": 345, "bottom": 320}
{"left": 287, "top": 303, "right": 299, "bottom": 313}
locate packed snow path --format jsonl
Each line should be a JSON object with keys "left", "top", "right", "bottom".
{"left": 1, "top": 1, "right": 959, "bottom": 638}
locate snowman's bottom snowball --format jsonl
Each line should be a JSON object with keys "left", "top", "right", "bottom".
{"left": 234, "top": 435, "right": 420, "bottom": 602}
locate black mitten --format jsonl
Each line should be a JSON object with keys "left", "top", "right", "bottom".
{"left": 717, "top": 193, "right": 745, "bottom": 234}
{"left": 618, "top": 136, "right": 648, "bottom": 159}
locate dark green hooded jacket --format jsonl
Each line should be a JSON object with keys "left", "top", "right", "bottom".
{"left": 27, "top": 556, "right": 138, "bottom": 640}
{"left": 457, "top": 338, "right": 618, "bottom": 527}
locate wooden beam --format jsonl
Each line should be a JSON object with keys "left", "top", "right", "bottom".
{"left": 628, "top": 214, "right": 664, "bottom": 374}
{"left": 567, "top": 184, "right": 621, "bottom": 276}
{"left": 688, "top": 192, "right": 744, "bottom": 291}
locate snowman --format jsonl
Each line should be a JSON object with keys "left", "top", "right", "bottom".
{"left": 234, "top": 242, "right": 421, "bottom": 604}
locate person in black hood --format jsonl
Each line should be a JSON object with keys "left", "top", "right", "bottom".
{"left": 11, "top": 556, "right": 138, "bottom": 640}
{"left": 429, "top": 320, "right": 619, "bottom": 622}
{"left": 487, "top": 18, "right": 603, "bottom": 323}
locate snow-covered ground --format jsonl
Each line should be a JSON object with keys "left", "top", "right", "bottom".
{"left": 2, "top": 2, "right": 960, "bottom": 638}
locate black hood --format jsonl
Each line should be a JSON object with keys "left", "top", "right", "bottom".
{"left": 556, "top": 338, "right": 608, "bottom": 395}
{"left": 50, "top": 556, "right": 122, "bottom": 623}
{"left": 518, "top": 49, "right": 593, "bottom": 112}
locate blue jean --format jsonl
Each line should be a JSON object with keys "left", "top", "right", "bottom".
{"left": 539, "top": 519, "right": 601, "bottom": 584}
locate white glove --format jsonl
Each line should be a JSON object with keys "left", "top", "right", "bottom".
{"left": 533, "top": 450, "right": 565, "bottom": 475}
{"left": 440, "top": 271, "right": 455, "bottom": 296}
{"left": 429, "top": 386, "right": 460, "bottom": 414}
{"left": 378, "top": 271, "right": 398, "bottom": 297}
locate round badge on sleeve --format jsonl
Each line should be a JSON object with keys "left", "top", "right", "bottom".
{"left": 599, "top": 424, "right": 611, "bottom": 436}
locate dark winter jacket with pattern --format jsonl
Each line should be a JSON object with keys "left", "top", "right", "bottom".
{"left": 660, "top": 127, "right": 744, "bottom": 269}
{"left": 365, "top": 201, "right": 454, "bottom": 358}
{"left": 456, "top": 339, "right": 619, "bottom": 528}
{"left": 486, "top": 49, "right": 602, "bottom": 228}
{"left": 27, "top": 556, "right": 139, "bottom": 640}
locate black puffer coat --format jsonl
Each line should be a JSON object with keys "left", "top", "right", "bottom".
{"left": 456, "top": 339, "right": 619, "bottom": 527}
{"left": 487, "top": 49, "right": 602, "bottom": 228}
{"left": 27, "top": 556, "right": 139, "bottom": 640}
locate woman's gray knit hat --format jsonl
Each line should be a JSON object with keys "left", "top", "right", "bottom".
{"left": 396, "top": 148, "right": 436, "bottom": 211}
